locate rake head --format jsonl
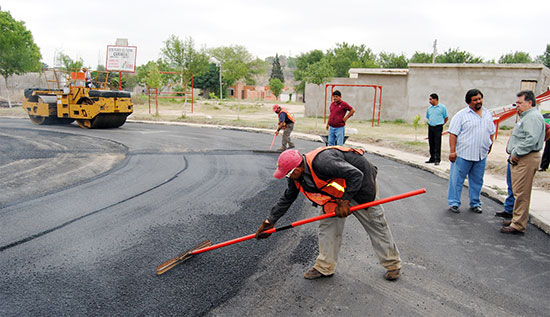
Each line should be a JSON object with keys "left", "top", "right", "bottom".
{"left": 156, "top": 240, "right": 211, "bottom": 275}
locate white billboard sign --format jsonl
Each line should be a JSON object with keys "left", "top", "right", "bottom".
{"left": 106, "top": 45, "right": 137, "bottom": 72}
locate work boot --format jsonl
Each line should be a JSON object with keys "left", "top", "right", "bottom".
{"left": 287, "top": 143, "right": 295, "bottom": 149}
{"left": 304, "top": 268, "right": 333, "bottom": 280}
{"left": 384, "top": 268, "right": 401, "bottom": 281}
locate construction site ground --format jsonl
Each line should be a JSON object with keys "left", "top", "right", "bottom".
{"left": 2, "top": 96, "right": 549, "bottom": 233}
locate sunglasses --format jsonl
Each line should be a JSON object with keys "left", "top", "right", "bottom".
{"left": 285, "top": 168, "right": 296, "bottom": 178}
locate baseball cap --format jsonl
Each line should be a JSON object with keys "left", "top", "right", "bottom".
{"left": 273, "top": 149, "right": 302, "bottom": 179}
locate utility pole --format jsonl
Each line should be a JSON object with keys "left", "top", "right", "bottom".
{"left": 432, "top": 39, "right": 438, "bottom": 63}
{"left": 218, "top": 63, "right": 222, "bottom": 100}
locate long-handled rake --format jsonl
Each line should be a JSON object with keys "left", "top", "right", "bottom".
{"left": 156, "top": 188, "right": 426, "bottom": 275}
{"left": 269, "top": 134, "right": 277, "bottom": 150}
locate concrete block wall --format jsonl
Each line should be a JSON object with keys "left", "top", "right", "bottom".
{"left": 306, "top": 64, "right": 550, "bottom": 124}
{"left": 407, "top": 64, "right": 550, "bottom": 121}
{"left": 0, "top": 73, "right": 43, "bottom": 102}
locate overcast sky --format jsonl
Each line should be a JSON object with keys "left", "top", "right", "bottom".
{"left": 3, "top": 0, "right": 550, "bottom": 69}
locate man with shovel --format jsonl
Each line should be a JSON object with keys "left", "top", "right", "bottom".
{"left": 255, "top": 146, "right": 402, "bottom": 280}
{"left": 273, "top": 105, "right": 295, "bottom": 151}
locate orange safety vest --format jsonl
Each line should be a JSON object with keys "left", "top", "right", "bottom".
{"left": 279, "top": 108, "right": 295, "bottom": 124}
{"left": 294, "top": 146, "right": 365, "bottom": 213}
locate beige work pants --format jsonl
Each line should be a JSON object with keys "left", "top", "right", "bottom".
{"left": 282, "top": 122, "right": 294, "bottom": 149}
{"left": 313, "top": 195, "right": 402, "bottom": 275}
{"left": 510, "top": 151, "right": 541, "bottom": 232}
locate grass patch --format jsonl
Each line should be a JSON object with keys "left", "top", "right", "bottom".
{"left": 403, "top": 141, "right": 425, "bottom": 146}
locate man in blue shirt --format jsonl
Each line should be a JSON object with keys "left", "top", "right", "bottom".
{"left": 425, "top": 93, "right": 448, "bottom": 165}
{"left": 447, "top": 89, "right": 495, "bottom": 214}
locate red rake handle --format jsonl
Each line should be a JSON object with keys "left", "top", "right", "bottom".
{"left": 269, "top": 134, "right": 277, "bottom": 150}
{"left": 190, "top": 188, "right": 426, "bottom": 255}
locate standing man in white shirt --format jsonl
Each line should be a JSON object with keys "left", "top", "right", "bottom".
{"left": 447, "top": 89, "right": 496, "bottom": 214}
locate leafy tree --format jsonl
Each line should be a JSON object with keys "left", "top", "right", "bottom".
{"left": 57, "top": 52, "right": 83, "bottom": 71}
{"left": 110, "top": 75, "right": 127, "bottom": 89}
{"left": 293, "top": 49, "right": 324, "bottom": 97}
{"left": 409, "top": 51, "right": 433, "bottom": 63}
{"left": 536, "top": 44, "right": 550, "bottom": 67}
{"left": 435, "top": 48, "right": 483, "bottom": 63}
{"left": 209, "top": 45, "right": 266, "bottom": 86}
{"left": 244, "top": 57, "right": 268, "bottom": 85}
{"left": 0, "top": 10, "right": 42, "bottom": 107}
{"left": 147, "top": 63, "right": 162, "bottom": 90}
{"left": 269, "top": 78, "right": 284, "bottom": 100}
{"left": 378, "top": 52, "right": 408, "bottom": 68}
{"left": 303, "top": 58, "right": 333, "bottom": 85}
{"left": 194, "top": 63, "right": 221, "bottom": 98}
{"left": 325, "top": 42, "right": 379, "bottom": 77}
{"left": 161, "top": 35, "right": 209, "bottom": 93}
{"left": 498, "top": 51, "right": 533, "bottom": 64}
{"left": 270, "top": 53, "right": 285, "bottom": 83}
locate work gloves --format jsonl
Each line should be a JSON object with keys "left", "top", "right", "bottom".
{"left": 255, "top": 219, "right": 274, "bottom": 239}
{"left": 335, "top": 200, "right": 352, "bottom": 218}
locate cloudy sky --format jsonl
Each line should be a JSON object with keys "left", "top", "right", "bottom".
{"left": 3, "top": 0, "right": 549, "bottom": 68}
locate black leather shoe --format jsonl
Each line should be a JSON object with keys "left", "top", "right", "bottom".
{"left": 500, "top": 226, "right": 524, "bottom": 234}
{"left": 495, "top": 211, "right": 513, "bottom": 219}
{"left": 434, "top": 162, "right": 440, "bottom": 166}
{"left": 449, "top": 206, "right": 460, "bottom": 213}
{"left": 425, "top": 160, "right": 434, "bottom": 163}
{"left": 538, "top": 168, "right": 546, "bottom": 172}
{"left": 503, "top": 220, "right": 512, "bottom": 226}
{"left": 470, "top": 206, "right": 482, "bottom": 214}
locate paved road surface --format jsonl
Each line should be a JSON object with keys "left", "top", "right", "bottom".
{"left": 1, "top": 118, "right": 548, "bottom": 316}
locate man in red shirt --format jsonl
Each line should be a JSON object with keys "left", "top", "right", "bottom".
{"left": 326, "top": 90, "right": 355, "bottom": 145}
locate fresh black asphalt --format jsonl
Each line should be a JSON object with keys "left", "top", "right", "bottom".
{"left": 0, "top": 118, "right": 548, "bottom": 316}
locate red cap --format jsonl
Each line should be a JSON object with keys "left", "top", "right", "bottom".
{"left": 273, "top": 149, "right": 302, "bottom": 179}
{"left": 273, "top": 105, "right": 280, "bottom": 112}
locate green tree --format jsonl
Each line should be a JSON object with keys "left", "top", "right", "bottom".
{"left": 293, "top": 49, "right": 324, "bottom": 98}
{"left": 0, "top": 10, "right": 42, "bottom": 107}
{"left": 209, "top": 45, "right": 266, "bottom": 86}
{"left": 409, "top": 51, "right": 433, "bottom": 63}
{"left": 303, "top": 58, "right": 333, "bottom": 130}
{"left": 269, "top": 78, "right": 284, "bottom": 100}
{"left": 270, "top": 53, "right": 285, "bottom": 83}
{"left": 378, "top": 52, "right": 409, "bottom": 68}
{"left": 325, "top": 42, "right": 379, "bottom": 77}
{"left": 435, "top": 48, "right": 483, "bottom": 63}
{"left": 194, "top": 63, "right": 221, "bottom": 98}
{"left": 498, "top": 51, "right": 533, "bottom": 64}
{"left": 536, "top": 44, "right": 550, "bottom": 67}
{"left": 303, "top": 58, "right": 333, "bottom": 86}
{"left": 161, "top": 35, "right": 209, "bottom": 92}
{"left": 57, "top": 52, "right": 83, "bottom": 71}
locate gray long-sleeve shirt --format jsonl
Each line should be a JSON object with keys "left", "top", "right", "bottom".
{"left": 506, "top": 107, "right": 546, "bottom": 157}
{"left": 267, "top": 148, "right": 377, "bottom": 224}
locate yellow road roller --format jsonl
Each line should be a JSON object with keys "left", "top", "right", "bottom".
{"left": 22, "top": 69, "right": 133, "bottom": 129}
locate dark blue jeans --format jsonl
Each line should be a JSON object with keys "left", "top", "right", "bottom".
{"left": 504, "top": 161, "right": 515, "bottom": 213}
